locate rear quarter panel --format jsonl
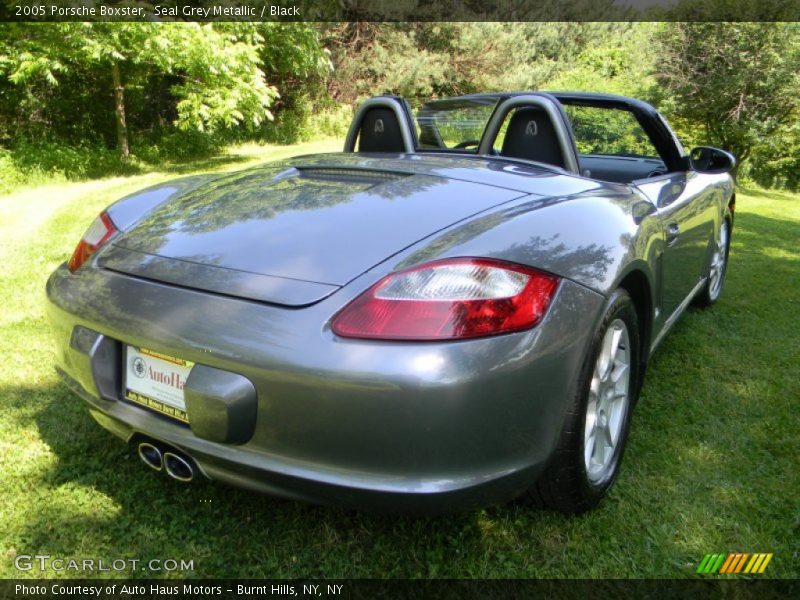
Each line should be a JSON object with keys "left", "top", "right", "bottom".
{"left": 392, "top": 186, "right": 662, "bottom": 300}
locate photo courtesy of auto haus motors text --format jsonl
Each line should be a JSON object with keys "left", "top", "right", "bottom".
{"left": 13, "top": 583, "right": 344, "bottom": 597}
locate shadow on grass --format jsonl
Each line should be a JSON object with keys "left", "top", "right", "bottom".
{"left": 15, "top": 379, "right": 527, "bottom": 578}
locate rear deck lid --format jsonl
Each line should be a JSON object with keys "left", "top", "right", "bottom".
{"left": 99, "top": 166, "right": 525, "bottom": 306}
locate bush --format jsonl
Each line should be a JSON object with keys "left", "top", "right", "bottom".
{"left": 0, "top": 149, "right": 31, "bottom": 194}
{"left": 0, "top": 142, "right": 143, "bottom": 194}
{"left": 0, "top": 129, "right": 235, "bottom": 194}
{"left": 260, "top": 97, "right": 352, "bottom": 145}
{"left": 261, "top": 98, "right": 310, "bottom": 145}
{"left": 134, "top": 129, "right": 225, "bottom": 163}
{"left": 745, "top": 123, "right": 800, "bottom": 192}
{"left": 10, "top": 141, "right": 132, "bottom": 179}
{"left": 305, "top": 104, "right": 353, "bottom": 141}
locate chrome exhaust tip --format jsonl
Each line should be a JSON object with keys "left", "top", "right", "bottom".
{"left": 137, "top": 442, "right": 163, "bottom": 472}
{"left": 163, "top": 452, "right": 194, "bottom": 483}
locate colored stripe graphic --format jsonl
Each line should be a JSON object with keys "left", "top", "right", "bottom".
{"left": 696, "top": 554, "right": 725, "bottom": 573}
{"left": 696, "top": 554, "right": 713, "bottom": 573}
{"left": 757, "top": 553, "right": 773, "bottom": 573}
{"left": 719, "top": 553, "right": 737, "bottom": 574}
{"left": 744, "top": 554, "right": 758, "bottom": 573}
{"left": 699, "top": 553, "right": 773, "bottom": 574}
{"left": 734, "top": 553, "right": 749, "bottom": 573}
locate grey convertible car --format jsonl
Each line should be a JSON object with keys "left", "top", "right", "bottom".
{"left": 46, "top": 92, "right": 736, "bottom": 513}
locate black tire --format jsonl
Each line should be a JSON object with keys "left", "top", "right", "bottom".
{"left": 695, "top": 215, "right": 732, "bottom": 308}
{"left": 525, "top": 288, "right": 641, "bottom": 514}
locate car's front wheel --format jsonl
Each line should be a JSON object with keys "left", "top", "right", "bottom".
{"left": 526, "top": 288, "right": 640, "bottom": 514}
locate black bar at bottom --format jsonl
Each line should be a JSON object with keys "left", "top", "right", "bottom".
{"left": 1, "top": 579, "right": 798, "bottom": 600}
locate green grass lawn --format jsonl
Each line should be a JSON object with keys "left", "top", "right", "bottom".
{"left": 0, "top": 143, "right": 797, "bottom": 579}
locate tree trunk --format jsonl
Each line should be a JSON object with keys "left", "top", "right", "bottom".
{"left": 111, "top": 61, "right": 130, "bottom": 161}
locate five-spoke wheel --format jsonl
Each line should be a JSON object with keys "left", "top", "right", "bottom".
{"left": 584, "top": 319, "right": 631, "bottom": 484}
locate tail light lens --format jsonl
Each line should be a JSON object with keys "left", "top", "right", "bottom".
{"left": 332, "top": 258, "right": 559, "bottom": 341}
{"left": 67, "top": 212, "right": 118, "bottom": 272}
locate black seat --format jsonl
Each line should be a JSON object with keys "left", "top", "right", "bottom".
{"left": 357, "top": 107, "right": 406, "bottom": 153}
{"left": 500, "top": 107, "right": 566, "bottom": 168}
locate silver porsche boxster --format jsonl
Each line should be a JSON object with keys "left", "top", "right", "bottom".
{"left": 46, "top": 92, "right": 736, "bottom": 513}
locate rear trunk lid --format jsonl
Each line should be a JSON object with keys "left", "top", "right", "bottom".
{"left": 99, "top": 165, "right": 526, "bottom": 306}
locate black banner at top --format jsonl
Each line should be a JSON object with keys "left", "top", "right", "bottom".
{"left": 1, "top": 0, "right": 799, "bottom": 22}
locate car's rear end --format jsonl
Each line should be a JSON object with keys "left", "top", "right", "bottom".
{"left": 45, "top": 155, "right": 605, "bottom": 511}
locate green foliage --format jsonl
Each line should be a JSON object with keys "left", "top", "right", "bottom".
{"left": 654, "top": 22, "right": 800, "bottom": 165}
{"left": 321, "top": 22, "right": 641, "bottom": 104}
{"left": 135, "top": 129, "right": 225, "bottom": 163}
{"left": 0, "top": 149, "right": 29, "bottom": 193}
{"left": 0, "top": 22, "right": 291, "bottom": 155}
{"left": 543, "top": 24, "right": 658, "bottom": 99}
{"left": 305, "top": 103, "right": 353, "bottom": 141}
{"left": 261, "top": 96, "right": 352, "bottom": 145}
{"left": 166, "top": 23, "right": 279, "bottom": 133}
{"left": 1, "top": 20, "right": 799, "bottom": 189}
{"left": 249, "top": 23, "right": 333, "bottom": 145}
{"left": 0, "top": 21, "right": 336, "bottom": 151}
{"left": 565, "top": 105, "right": 660, "bottom": 158}
{"left": 0, "top": 142, "right": 138, "bottom": 194}
{"left": 11, "top": 140, "right": 130, "bottom": 177}
{"left": 747, "top": 122, "right": 800, "bottom": 191}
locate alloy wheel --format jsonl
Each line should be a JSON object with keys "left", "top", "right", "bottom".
{"left": 708, "top": 220, "right": 729, "bottom": 301}
{"left": 584, "top": 318, "right": 631, "bottom": 484}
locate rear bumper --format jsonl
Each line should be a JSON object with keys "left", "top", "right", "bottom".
{"left": 58, "top": 366, "right": 541, "bottom": 513}
{"left": 46, "top": 262, "right": 604, "bottom": 512}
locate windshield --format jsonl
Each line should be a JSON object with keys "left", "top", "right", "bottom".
{"left": 415, "top": 96, "right": 500, "bottom": 152}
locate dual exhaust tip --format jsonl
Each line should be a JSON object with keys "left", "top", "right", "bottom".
{"left": 137, "top": 441, "right": 195, "bottom": 482}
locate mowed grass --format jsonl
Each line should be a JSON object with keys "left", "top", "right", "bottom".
{"left": 0, "top": 144, "right": 797, "bottom": 579}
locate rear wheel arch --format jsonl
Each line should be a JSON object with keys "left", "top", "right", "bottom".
{"left": 525, "top": 287, "right": 641, "bottom": 513}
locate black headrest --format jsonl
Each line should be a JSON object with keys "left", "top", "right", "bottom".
{"left": 501, "top": 107, "right": 565, "bottom": 169}
{"left": 358, "top": 107, "right": 406, "bottom": 153}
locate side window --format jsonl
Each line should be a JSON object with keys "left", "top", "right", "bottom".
{"left": 564, "top": 105, "right": 660, "bottom": 159}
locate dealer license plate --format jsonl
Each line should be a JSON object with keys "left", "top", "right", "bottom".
{"left": 124, "top": 346, "right": 194, "bottom": 423}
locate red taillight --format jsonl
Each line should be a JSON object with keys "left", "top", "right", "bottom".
{"left": 67, "top": 212, "right": 118, "bottom": 272}
{"left": 332, "top": 258, "right": 560, "bottom": 341}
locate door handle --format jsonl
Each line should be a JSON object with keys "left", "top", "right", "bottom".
{"left": 666, "top": 222, "right": 680, "bottom": 245}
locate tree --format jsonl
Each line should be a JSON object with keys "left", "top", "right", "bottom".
{"left": 2, "top": 22, "right": 278, "bottom": 159}
{"left": 321, "top": 21, "right": 632, "bottom": 105}
{"left": 654, "top": 22, "right": 800, "bottom": 165}
{"left": 255, "top": 23, "right": 332, "bottom": 142}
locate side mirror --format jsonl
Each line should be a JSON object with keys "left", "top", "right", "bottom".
{"left": 690, "top": 146, "right": 736, "bottom": 174}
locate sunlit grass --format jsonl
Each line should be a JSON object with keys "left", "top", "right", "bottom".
{"left": 0, "top": 158, "right": 796, "bottom": 579}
